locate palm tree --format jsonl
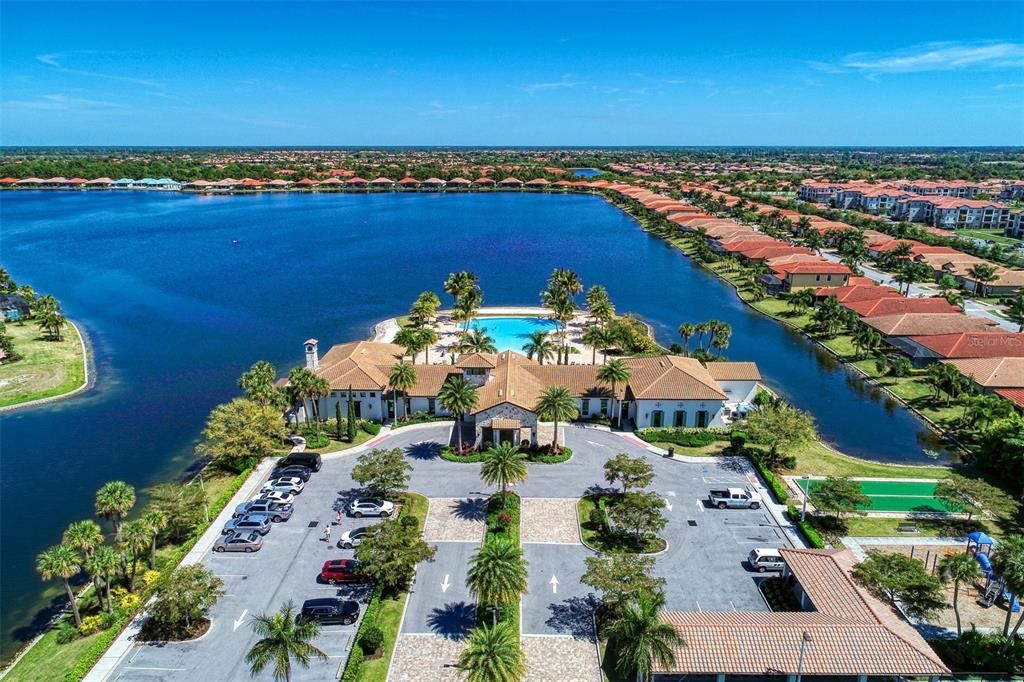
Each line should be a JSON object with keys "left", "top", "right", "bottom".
{"left": 415, "top": 326, "right": 438, "bottom": 363}
{"left": 439, "top": 376, "right": 479, "bottom": 451}
{"left": 443, "top": 271, "right": 479, "bottom": 307}
{"left": 393, "top": 326, "right": 423, "bottom": 363}
{"left": 581, "top": 324, "right": 608, "bottom": 364}
{"left": 466, "top": 538, "right": 529, "bottom": 626}
{"left": 37, "top": 544, "right": 83, "bottom": 626}
{"left": 967, "top": 263, "right": 999, "bottom": 297}
{"left": 939, "top": 553, "right": 981, "bottom": 637}
{"left": 677, "top": 323, "right": 696, "bottom": 357}
{"left": 454, "top": 287, "right": 484, "bottom": 333}
{"left": 521, "top": 330, "right": 556, "bottom": 365}
{"left": 605, "top": 591, "right": 683, "bottom": 682}
{"left": 142, "top": 509, "right": 169, "bottom": 569}
{"left": 63, "top": 520, "right": 104, "bottom": 559}
{"left": 86, "top": 545, "right": 119, "bottom": 613}
{"left": 461, "top": 328, "right": 497, "bottom": 354}
{"left": 95, "top": 481, "right": 136, "bottom": 543}
{"left": 457, "top": 622, "right": 526, "bottom": 682}
{"left": 597, "top": 359, "right": 631, "bottom": 428}
{"left": 388, "top": 361, "right": 418, "bottom": 422}
{"left": 121, "top": 519, "right": 151, "bottom": 587}
{"left": 1007, "top": 292, "right": 1024, "bottom": 333}
{"left": 480, "top": 443, "right": 528, "bottom": 504}
{"left": 287, "top": 366, "right": 315, "bottom": 425}
{"left": 307, "top": 375, "right": 331, "bottom": 440}
{"left": 246, "top": 601, "right": 328, "bottom": 682}
{"left": 992, "top": 535, "right": 1024, "bottom": 637}
{"left": 534, "top": 385, "right": 578, "bottom": 452}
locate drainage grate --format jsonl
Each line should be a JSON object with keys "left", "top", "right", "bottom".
{"left": 687, "top": 520, "right": 697, "bottom": 527}
{"left": 308, "top": 521, "right": 319, "bottom": 528}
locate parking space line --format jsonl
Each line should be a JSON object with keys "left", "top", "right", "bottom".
{"left": 695, "top": 500, "right": 704, "bottom": 513}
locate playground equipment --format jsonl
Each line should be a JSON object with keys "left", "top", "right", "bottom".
{"left": 968, "top": 531, "right": 1021, "bottom": 611}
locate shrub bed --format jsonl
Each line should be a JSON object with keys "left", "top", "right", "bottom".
{"left": 440, "top": 445, "right": 572, "bottom": 464}
{"left": 786, "top": 503, "right": 825, "bottom": 548}
{"left": 759, "top": 577, "right": 801, "bottom": 612}
{"left": 749, "top": 452, "right": 790, "bottom": 504}
{"left": 578, "top": 494, "right": 666, "bottom": 554}
{"left": 392, "top": 412, "right": 451, "bottom": 428}
{"left": 637, "top": 428, "right": 731, "bottom": 448}
{"left": 359, "top": 420, "right": 382, "bottom": 436}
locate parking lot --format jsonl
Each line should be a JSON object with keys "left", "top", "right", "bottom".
{"left": 105, "top": 424, "right": 794, "bottom": 681}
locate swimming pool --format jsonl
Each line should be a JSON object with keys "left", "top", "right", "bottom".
{"left": 468, "top": 316, "right": 560, "bottom": 352}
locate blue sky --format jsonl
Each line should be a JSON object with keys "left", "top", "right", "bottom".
{"left": 2, "top": 1, "right": 1023, "bottom": 146}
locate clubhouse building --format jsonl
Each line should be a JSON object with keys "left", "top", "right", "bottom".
{"left": 298, "top": 339, "right": 761, "bottom": 445}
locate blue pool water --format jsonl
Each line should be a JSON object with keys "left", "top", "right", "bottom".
{"left": 571, "top": 168, "right": 601, "bottom": 178}
{"left": 469, "top": 316, "right": 559, "bottom": 352}
{"left": 0, "top": 190, "right": 951, "bottom": 658}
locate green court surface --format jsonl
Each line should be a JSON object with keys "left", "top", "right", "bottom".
{"left": 796, "top": 478, "right": 951, "bottom": 513}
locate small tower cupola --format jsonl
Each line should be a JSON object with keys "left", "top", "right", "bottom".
{"left": 304, "top": 338, "right": 319, "bottom": 370}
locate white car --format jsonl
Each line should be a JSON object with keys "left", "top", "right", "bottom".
{"left": 262, "top": 477, "right": 304, "bottom": 495}
{"left": 337, "top": 527, "right": 370, "bottom": 549}
{"left": 256, "top": 491, "right": 295, "bottom": 505}
{"left": 348, "top": 498, "right": 395, "bottom": 518}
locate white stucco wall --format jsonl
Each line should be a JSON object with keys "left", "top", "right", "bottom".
{"left": 718, "top": 380, "right": 759, "bottom": 405}
{"left": 631, "top": 398, "right": 727, "bottom": 428}
{"left": 306, "top": 390, "right": 384, "bottom": 423}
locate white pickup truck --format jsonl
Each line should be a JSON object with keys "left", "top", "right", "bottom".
{"left": 708, "top": 487, "right": 763, "bottom": 509}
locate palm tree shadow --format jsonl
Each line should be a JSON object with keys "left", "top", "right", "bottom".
{"left": 585, "top": 484, "right": 616, "bottom": 496}
{"left": 425, "top": 601, "right": 476, "bottom": 639}
{"left": 715, "top": 457, "right": 749, "bottom": 476}
{"left": 546, "top": 594, "right": 600, "bottom": 639}
{"left": 451, "top": 497, "right": 488, "bottom": 521}
{"left": 406, "top": 441, "right": 441, "bottom": 460}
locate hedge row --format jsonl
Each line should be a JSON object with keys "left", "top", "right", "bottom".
{"left": 636, "top": 428, "right": 731, "bottom": 447}
{"left": 749, "top": 455, "right": 789, "bottom": 504}
{"left": 65, "top": 467, "right": 253, "bottom": 681}
{"left": 440, "top": 446, "right": 573, "bottom": 465}
{"left": 786, "top": 503, "right": 826, "bottom": 549}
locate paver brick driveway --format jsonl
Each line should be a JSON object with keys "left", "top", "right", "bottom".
{"left": 388, "top": 634, "right": 466, "bottom": 682}
{"left": 520, "top": 497, "right": 581, "bottom": 544}
{"left": 522, "top": 635, "right": 601, "bottom": 682}
{"left": 422, "top": 497, "right": 487, "bottom": 542}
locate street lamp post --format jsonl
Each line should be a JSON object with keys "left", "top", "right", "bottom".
{"left": 796, "top": 630, "right": 811, "bottom": 682}
{"left": 800, "top": 475, "right": 811, "bottom": 522}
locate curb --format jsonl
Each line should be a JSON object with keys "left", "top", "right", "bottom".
{"left": 0, "top": 318, "right": 92, "bottom": 413}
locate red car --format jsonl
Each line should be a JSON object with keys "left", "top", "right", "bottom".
{"left": 320, "top": 559, "right": 368, "bottom": 584}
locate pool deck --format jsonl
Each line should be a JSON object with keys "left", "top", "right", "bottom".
{"left": 373, "top": 306, "right": 608, "bottom": 364}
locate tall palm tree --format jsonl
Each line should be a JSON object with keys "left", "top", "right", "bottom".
{"left": 142, "top": 509, "right": 169, "bottom": 569}
{"left": 1007, "top": 292, "right": 1024, "bottom": 333}
{"left": 534, "top": 385, "right": 578, "bottom": 453}
{"left": 454, "top": 288, "right": 484, "bottom": 333}
{"left": 37, "top": 544, "right": 83, "bottom": 626}
{"left": 287, "top": 367, "right": 315, "bottom": 425}
{"left": 461, "top": 329, "right": 497, "bottom": 354}
{"left": 63, "top": 520, "right": 104, "bottom": 559}
{"left": 121, "top": 519, "right": 151, "bottom": 587}
{"left": 466, "top": 538, "right": 529, "bottom": 626}
{"left": 308, "top": 375, "right": 331, "bottom": 440}
{"left": 393, "top": 326, "right": 423, "bottom": 364}
{"left": 597, "top": 359, "right": 631, "bottom": 427}
{"left": 443, "top": 271, "right": 479, "bottom": 307}
{"left": 388, "top": 361, "right": 418, "bottom": 422}
{"left": 416, "top": 326, "right": 438, "bottom": 363}
{"left": 86, "top": 545, "right": 119, "bottom": 613}
{"left": 246, "top": 601, "right": 328, "bottom": 682}
{"left": 457, "top": 622, "right": 526, "bottom": 682}
{"left": 939, "top": 553, "right": 981, "bottom": 637}
{"left": 521, "top": 330, "right": 556, "bottom": 365}
{"left": 967, "top": 263, "right": 999, "bottom": 298}
{"left": 677, "top": 323, "right": 696, "bottom": 357}
{"left": 581, "top": 324, "right": 608, "bottom": 364}
{"left": 480, "top": 443, "right": 528, "bottom": 504}
{"left": 95, "top": 481, "right": 136, "bottom": 543}
{"left": 605, "top": 591, "right": 683, "bottom": 682}
{"left": 439, "top": 376, "right": 479, "bottom": 451}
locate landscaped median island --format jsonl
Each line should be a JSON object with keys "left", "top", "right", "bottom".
{"left": 579, "top": 453, "right": 668, "bottom": 554}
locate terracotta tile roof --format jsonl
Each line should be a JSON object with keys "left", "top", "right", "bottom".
{"left": 621, "top": 356, "right": 726, "bottom": 401}
{"left": 525, "top": 364, "right": 615, "bottom": 399}
{"left": 704, "top": 361, "right": 761, "bottom": 381}
{"left": 476, "top": 350, "right": 547, "bottom": 411}
{"left": 819, "top": 284, "right": 902, "bottom": 302}
{"left": 397, "top": 177, "right": 420, "bottom": 185}
{"left": 944, "top": 357, "right": 1024, "bottom": 388}
{"left": 864, "top": 313, "right": 994, "bottom": 337}
{"left": 456, "top": 352, "right": 497, "bottom": 369}
{"left": 395, "top": 364, "right": 462, "bottom": 397}
{"left": 909, "top": 332, "right": 1024, "bottom": 358}
{"left": 845, "top": 297, "right": 960, "bottom": 318}
{"left": 655, "top": 548, "right": 948, "bottom": 676}
{"left": 487, "top": 418, "right": 522, "bottom": 429}
{"left": 315, "top": 341, "right": 403, "bottom": 390}
{"left": 996, "top": 388, "right": 1024, "bottom": 408}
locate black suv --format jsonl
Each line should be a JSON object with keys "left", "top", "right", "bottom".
{"left": 281, "top": 452, "right": 322, "bottom": 472}
{"left": 298, "top": 598, "right": 360, "bottom": 625}
{"left": 272, "top": 464, "right": 312, "bottom": 482}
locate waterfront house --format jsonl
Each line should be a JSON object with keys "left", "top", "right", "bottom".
{"left": 843, "top": 297, "right": 960, "bottom": 318}
{"left": 317, "top": 177, "right": 344, "bottom": 190}
{"left": 766, "top": 261, "right": 852, "bottom": 291}
{"left": 497, "top": 177, "right": 523, "bottom": 189}
{"left": 266, "top": 179, "right": 293, "bottom": 190}
{"left": 473, "top": 177, "right": 495, "bottom": 188}
{"left": 85, "top": 177, "right": 114, "bottom": 188}
{"left": 345, "top": 177, "right": 369, "bottom": 188}
{"left": 369, "top": 177, "right": 395, "bottom": 188}
{"left": 295, "top": 178, "right": 319, "bottom": 189}
{"left": 420, "top": 177, "right": 447, "bottom": 189}
{"left": 0, "top": 294, "right": 30, "bottom": 321}
{"left": 0, "top": 177, "right": 19, "bottom": 187}
{"left": 67, "top": 177, "right": 88, "bottom": 188}
{"left": 184, "top": 179, "right": 213, "bottom": 191}
{"left": 901, "top": 331, "right": 1024, "bottom": 362}
{"left": 16, "top": 178, "right": 45, "bottom": 187}
{"left": 944, "top": 357, "right": 1024, "bottom": 403}
{"left": 112, "top": 178, "right": 136, "bottom": 189}
{"left": 653, "top": 548, "right": 948, "bottom": 681}
{"left": 240, "top": 178, "right": 265, "bottom": 190}
{"left": 446, "top": 177, "right": 472, "bottom": 190}
{"left": 297, "top": 340, "right": 760, "bottom": 445}
{"left": 867, "top": 315, "right": 997, "bottom": 356}
{"left": 525, "top": 178, "right": 550, "bottom": 190}
{"left": 397, "top": 177, "right": 420, "bottom": 189}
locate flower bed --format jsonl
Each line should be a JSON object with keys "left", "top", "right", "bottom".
{"left": 440, "top": 445, "right": 572, "bottom": 464}
{"left": 636, "top": 427, "right": 731, "bottom": 448}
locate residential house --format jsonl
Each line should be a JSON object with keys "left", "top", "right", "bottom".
{"left": 0, "top": 294, "right": 30, "bottom": 321}
{"left": 900, "top": 331, "right": 1024, "bottom": 363}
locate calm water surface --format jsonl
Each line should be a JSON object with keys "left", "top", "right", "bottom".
{"left": 0, "top": 191, "right": 948, "bottom": 658}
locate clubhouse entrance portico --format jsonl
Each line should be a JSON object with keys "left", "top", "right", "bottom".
{"left": 480, "top": 418, "right": 528, "bottom": 446}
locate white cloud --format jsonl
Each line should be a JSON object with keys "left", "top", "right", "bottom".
{"left": 35, "top": 52, "right": 165, "bottom": 89}
{"left": 818, "top": 42, "right": 1024, "bottom": 74}
{"left": 522, "top": 75, "right": 586, "bottom": 95}
{"left": 4, "top": 93, "right": 123, "bottom": 111}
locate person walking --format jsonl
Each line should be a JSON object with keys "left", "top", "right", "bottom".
{"left": 335, "top": 510, "right": 342, "bottom": 526}
{"left": 323, "top": 525, "right": 331, "bottom": 543}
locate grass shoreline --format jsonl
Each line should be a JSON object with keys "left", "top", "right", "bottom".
{"left": 0, "top": 318, "right": 90, "bottom": 409}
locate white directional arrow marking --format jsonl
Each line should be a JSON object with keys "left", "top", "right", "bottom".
{"left": 664, "top": 498, "right": 673, "bottom": 512}
{"left": 441, "top": 574, "right": 451, "bottom": 593}
{"left": 665, "top": 491, "right": 676, "bottom": 497}
{"left": 585, "top": 440, "right": 607, "bottom": 448}
{"left": 233, "top": 609, "right": 248, "bottom": 631}
{"left": 549, "top": 575, "right": 559, "bottom": 594}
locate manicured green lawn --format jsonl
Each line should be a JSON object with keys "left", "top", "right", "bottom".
{"left": 844, "top": 516, "right": 994, "bottom": 538}
{"left": 648, "top": 440, "right": 732, "bottom": 457}
{"left": 578, "top": 495, "right": 665, "bottom": 554}
{"left": 3, "top": 628, "right": 103, "bottom": 682}
{"left": 781, "top": 440, "right": 951, "bottom": 479}
{"left": 0, "top": 320, "right": 86, "bottom": 407}
{"left": 957, "top": 229, "right": 1022, "bottom": 246}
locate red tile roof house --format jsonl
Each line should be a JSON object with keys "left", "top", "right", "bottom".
{"left": 844, "top": 297, "right": 961, "bottom": 318}
{"left": 653, "top": 548, "right": 948, "bottom": 681}
{"left": 944, "top": 357, "right": 1024, "bottom": 405}
{"left": 816, "top": 282, "right": 903, "bottom": 303}
{"left": 734, "top": 244, "right": 813, "bottom": 265}
{"left": 901, "top": 331, "right": 1024, "bottom": 363}
{"left": 766, "top": 261, "right": 853, "bottom": 292}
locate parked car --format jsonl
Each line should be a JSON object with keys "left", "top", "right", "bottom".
{"left": 708, "top": 487, "right": 762, "bottom": 509}
{"left": 261, "top": 477, "right": 304, "bottom": 495}
{"left": 748, "top": 548, "right": 785, "bottom": 573}
{"left": 280, "top": 451, "right": 322, "bottom": 472}
{"left": 256, "top": 491, "right": 295, "bottom": 505}
{"left": 234, "top": 499, "right": 293, "bottom": 522}
{"left": 223, "top": 514, "right": 272, "bottom": 536}
{"left": 348, "top": 498, "right": 394, "bottom": 518}
{"left": 272, "top": 464, "right": 312, "bottom": 481}
{"left": 337, "top": 527, "right": 370, "bottom": 549}
{"left": 214, "top": 531, "right": 264, "bottom": 553}
{"left": 320, "top": 559, "right": 369, "bottom": 584}
{"left": 297, "top": 598, "right": 360, "bottom": 625}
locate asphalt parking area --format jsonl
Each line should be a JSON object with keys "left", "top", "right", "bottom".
{"left": 422, "top": 497, "right": 487, "bottom": 542}
{"left": 388, "top": 634, "right": 466, "bottom": 682}
{"left": 522, "top": 635, "right": 601, "bottom": 682}
{"left": 520, "top": 498, "right": 581, "bottom": 544}
{"left": 400, "top": 542, "right": 478, "bottom": 638}
{"left": 521, "top": 544, "right": 597, "bottom": 637}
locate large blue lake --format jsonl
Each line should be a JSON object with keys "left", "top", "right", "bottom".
{"left": 0, "top": 190, "right": 947, "bottom": 658}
